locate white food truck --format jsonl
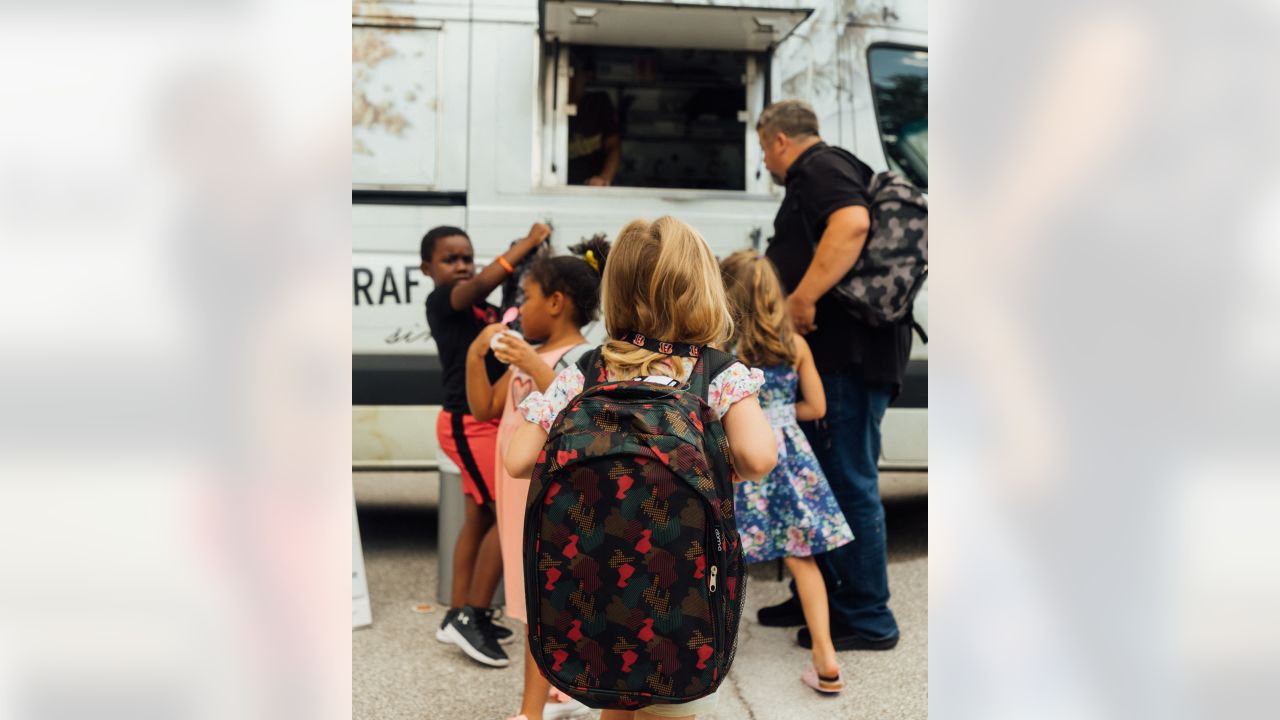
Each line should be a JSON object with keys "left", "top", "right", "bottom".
{"left": 352, "top": 0, "right": 927, "bottom": 470}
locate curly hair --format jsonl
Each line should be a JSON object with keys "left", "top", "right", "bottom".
{"left": 526, "top": 233, "right": 611, "bottom": 327}
{"left": 420, "top": 225, "right": 469, "bottom": 263}
{"left": 720, "top": 250, "right": 799, "bottom": 368}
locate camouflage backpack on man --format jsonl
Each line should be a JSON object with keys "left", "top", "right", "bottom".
{"left": 832, "top": 168, "right": 929, "bottom": 330}
{"left": 804, "top": 146, "right": 929, "bottom": 337}
{"left": 523, "top": 339, "right": 746, "bottom": 710}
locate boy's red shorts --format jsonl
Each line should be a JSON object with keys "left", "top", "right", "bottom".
{"left": 436, "top": 410, "right": 500, "bottom": 506}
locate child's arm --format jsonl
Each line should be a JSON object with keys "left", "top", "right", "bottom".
{"left": 505, "top": 420, "right": 548, "bottom": 478}
{"left": 721, "top": 394, "right": 778, "bottom": 481}
{"left": 465, "top": 324, "right": 511, "bottom": 422}
{"left": 792, "top": 335, "right": 827, "bottom": 422}
{"left": 492, "top": 334, "right": 558, "bottom": 392}
{"left": 503, "top": 365, "right": 585, "bottom": 476}
{"left": 449, "top": 222, "right": 551, "bottom": 311}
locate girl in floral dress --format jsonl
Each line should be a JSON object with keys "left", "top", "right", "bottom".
{"left": 719, "top": 250, "right": 854, "bottom": 694}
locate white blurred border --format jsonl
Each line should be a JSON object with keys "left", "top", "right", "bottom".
{"left": 932, "top": 0, "right": 1280, "bottom": 718}
{"left": 0, "top": 2, "right": 350, "bottom": 719}
{"left": 3, "top": 0, "right": 1279, "bottom": 717}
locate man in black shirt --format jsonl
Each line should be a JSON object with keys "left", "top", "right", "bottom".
{"left": 756, "top": 100, "right": 911, "bottom": 650}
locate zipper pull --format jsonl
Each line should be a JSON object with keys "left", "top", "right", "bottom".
{"left": 709, "top": 565, "right": 718, "bottom": 593}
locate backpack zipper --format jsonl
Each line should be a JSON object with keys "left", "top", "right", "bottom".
{"left": 705, "top": 517, "right": 729, "bottom": 672}
{"left": 709, "top": 527, "right": 723, "bottom": 593}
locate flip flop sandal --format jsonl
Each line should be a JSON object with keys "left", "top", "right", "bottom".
{"left": 802, "top": 664, "right": 845, "bottom": 693}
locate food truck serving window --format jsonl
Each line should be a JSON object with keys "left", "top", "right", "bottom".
{"left": 568, "top": 46, "right": 747, "bottom": 190}
{"left": 540, "top": 0, "right": 812, "bottom": 192}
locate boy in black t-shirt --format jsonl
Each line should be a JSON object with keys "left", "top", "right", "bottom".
{"left": 420, "top": 222, "right": 550, "bottom": 668}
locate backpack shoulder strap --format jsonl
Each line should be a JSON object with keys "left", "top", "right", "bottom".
{"left": 827, "top": 145, "right": 876, "bottom": 181}
{"left": 554, "top": 342, "right": 594, "bottom": 372}
{"left": 686, "top": 347, "right": 738, "bottom": 402}
{"left": 909, "top": 310, "right": 929, "bottom": 344}
{"left": 795, "top": 146, "right": 874, "bottom": 247}
{"left": 576, "top": 347, "right": 608, "bottom": 391}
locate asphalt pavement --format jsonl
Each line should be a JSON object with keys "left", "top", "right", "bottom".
{"left": 353, "top": 471, "right": 927, "bottom": 720}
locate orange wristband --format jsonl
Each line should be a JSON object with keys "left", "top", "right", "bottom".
{"left": 496, "top": 256, "right": 515, "bottom": 274}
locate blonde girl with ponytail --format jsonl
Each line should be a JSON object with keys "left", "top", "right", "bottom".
{"left": 505, "top": 217, "right": 777, "bottom": 720}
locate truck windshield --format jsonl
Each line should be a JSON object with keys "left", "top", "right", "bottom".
{"left": 868, "top": 46, "right": 928, "bottom": 189}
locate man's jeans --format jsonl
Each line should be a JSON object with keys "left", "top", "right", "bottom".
{"left": 798, "top": 370, "right": 899, "bottom": 640}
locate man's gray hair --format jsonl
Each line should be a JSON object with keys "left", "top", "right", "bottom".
{"left": 756, "top": 100, "right": 820, "bottom": 139}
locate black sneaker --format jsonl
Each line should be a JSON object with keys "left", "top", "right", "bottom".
{"left": 435, "top": 607, "right": 461, "bottom": 643}
{"left": 757, "top": 595, "right": 806, "bottom": 627}
{"left": 441, "top": 606, "right": 510, "bottom": 667}
{"left": 475, "top": 606, "right": 515, "bottom": 645}
{"left": 798, "top": 622, "right": 899, "bottom": 651}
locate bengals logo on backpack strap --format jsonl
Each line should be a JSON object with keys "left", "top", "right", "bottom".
{"left": 622, "top": 331, "right": 702, "bottom": 358}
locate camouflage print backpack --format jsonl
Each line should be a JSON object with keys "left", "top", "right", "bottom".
{"left": 523, "top": 339, "right": 746, "bottom": 711}
{"left": 832, "top": 167, "right": 928, "bottom": 328}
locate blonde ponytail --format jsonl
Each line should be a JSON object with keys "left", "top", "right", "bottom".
{"left": 599, "top": 217, "right": 734, "bottom": 379}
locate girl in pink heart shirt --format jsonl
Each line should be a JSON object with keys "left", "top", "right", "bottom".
{"left": 465, "top": 236, "right": 609, "bottom": 720}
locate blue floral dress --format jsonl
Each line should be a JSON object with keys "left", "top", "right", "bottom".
{"left": 734, "top": 365, "right": 854, "bottom": 563}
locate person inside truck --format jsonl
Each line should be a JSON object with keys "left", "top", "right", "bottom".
{"left": 567, "top": 56, "right": 622, "bottom": 187}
